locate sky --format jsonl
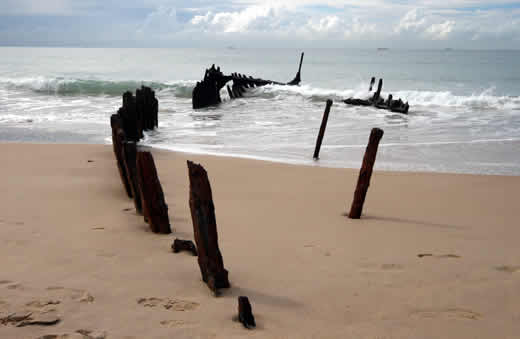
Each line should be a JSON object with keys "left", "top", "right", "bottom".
{"left": 0, "top": 0, "right": 519, "bottom": 49}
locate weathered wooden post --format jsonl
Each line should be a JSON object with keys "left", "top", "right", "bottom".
{"left": 136, "top": 151, "right": 171, "bottom": 234}
{"left": 348, "top": 128, "right": 384, "bottom": 219}
{"left": 118, "top": 91, "right": 141, "bottom": 141}
{"left": 187, "top": 160, "right": 230, "bottom": 295}
{"left": 110, "top": 114, "right": 132, "bottom": 197}
{"left": 313, "top": 99, "right": 333, "bottom": 160}
{"left": 123, "top": 141, "right": 142, "bottom": 214}
{"left": 237, "top": 296, "right": 256, "bottom": 329}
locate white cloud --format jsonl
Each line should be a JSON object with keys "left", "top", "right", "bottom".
{"left": 1, "top": 0, "right": 519, "bottom": 48}
{"left": 426, "top": 20, "right": 455, "bottom": 39}
{"left": 308, "top": 15, "right": 341, "bottom": 33}
{"left": 395, "top": 8, "right": 427, "bottom": 33}
{"left": 190, "top": 4, "right": 287, "bottom": 33}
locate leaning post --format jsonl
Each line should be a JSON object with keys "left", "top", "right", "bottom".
{"left": 136, "top": 151, "right": 171, "bottom": 234}
{"left": 348, "top": 128, "right": 384, "bottom": 219}
{"left": 313, "top": 99, "right": 333, "bottom": 160}
{"left": 187, "top": 160, "right": 230, "bottom": 296}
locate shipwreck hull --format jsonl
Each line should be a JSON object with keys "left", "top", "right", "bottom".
{"left": 192, "top": 53, "right": 304, "bottom": 109}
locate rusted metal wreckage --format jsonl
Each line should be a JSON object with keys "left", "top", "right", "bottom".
{"left": 344, "top": 77, "right": 410, "bottom": 114}
{"left": 192, "top": 53, "right": 305, "bottom": 109}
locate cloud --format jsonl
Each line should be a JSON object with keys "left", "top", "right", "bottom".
{"left": 307, "top": 15, "right": 341, "bottom": 33}
{"left": 426, "top": 20, "right": 455, "bottom": 39}
{"left": 138, "top": 6, "right": 182, "bottom": 35}
{"left": 190, "top": 4, "right": 293, "bottom": 34}
{"left": 0, "top": 0, "right": 519, "bottom": 48}
{"left": 395, "top": 9, "right": 427, "bottom": 33}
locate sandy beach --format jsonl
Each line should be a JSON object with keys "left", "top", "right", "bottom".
{"left": 1, "top": 142, "right": 520, "bottom": 339}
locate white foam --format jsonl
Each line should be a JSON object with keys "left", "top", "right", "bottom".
{"left": 257, "top": 83, "right": 520, "bottom": 110}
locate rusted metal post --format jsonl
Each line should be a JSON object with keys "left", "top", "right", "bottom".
{"left": 313, "top": 99, "right": 333, "bottom": 160}
{"left": 348, "top": 128, "right": 384, "bottom": 219}
{"left": 187, "top": 160, "right": 230, "bottom": 295}
{"left": 136, "top": 151, "right": 171, "bottom": 234}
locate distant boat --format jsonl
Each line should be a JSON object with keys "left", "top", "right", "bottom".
{"left": 377, "top": 48, "right": 389, "bottom": 51}
{"left": 444, "top": 48, "right": 453, "bottom": 51}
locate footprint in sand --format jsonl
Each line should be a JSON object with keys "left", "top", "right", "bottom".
{"left": 0, "top": 280, "right": 13, "bottom": 285}
{"left": 137, "top": 298, "right": 199, "bottom": 311}
{"left": 137, "top": 297, "right": 163, "bottom": 307}
{"left": 495, "top": 265, "right": 520, "bottom": 273}
{"left": 46, "top": 287, "right": 94, "bottom": 303}
{"left": 304, "top": 244, "right": 332, "bottom": 257}
{"left": 26, "top": 300, "right": 61, "bottom": 308}
{"left": 359, "top": 263, "right": 404, "bottom": 272}
{"left": 160, "top": 320, "right": 196, "bottom": 328}
{"left": 381, "top": 264, "right": 404, "bottom": 271}
{"left": 418, "top": 253, "right": 461, "bottom": 259}
{"left": 410, "top": 308, "right": 481, "bottom": 320}
{"left": 35, "top": 330, "right": 107, "bottom": 339}
{"left": 6, "top": 283, "right": 24, "bottom": 290}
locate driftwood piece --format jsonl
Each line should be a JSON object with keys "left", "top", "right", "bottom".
{"left": 123, "top": 141, "right": 142, "bottom": 214}
{"left": 136, "top": 151, "right": 171, "bottom": 234}
{"left": 313, "top": 99, "right": 333, "bottom": 159}
{"left": 187, "top": 160, "right": 229, "bottom": 295}
{"left": 348, "top": 128, "right": 384, "bottom": 219}
{"left": 172, "top": 239, "right": 198, "bottom": 256}
{"left": 237, "top": 296, "right": 256, "bottom": 329}
{"left": 111, "top": 114, "right": 132, "bottom": 198}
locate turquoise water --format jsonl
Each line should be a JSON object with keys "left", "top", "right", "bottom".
{"left": 1, "top": 47, "right": 519, "bottom": 174}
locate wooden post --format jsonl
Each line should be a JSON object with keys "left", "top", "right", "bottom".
{"left": 313, "top": 99, "right": 333, "bottom": 160}
{"left": 123, "top": 141, "right": 142, "bottom": 214}
{"left": 187, "top": 160, "right": 230, "bottom": 295}
{"left": 136, "top": 151, "right": 171, "bottom": 234}
{"left": 110, "top": 114, "right": 132, "bottom": 198}
{"left": 118, "top": 91, "right": 141, "bottom": 142}
{"left": 237, "top": 296, "right": 256, "bottom": 329}
{"left": 348, "top": 128, "right": 384, "bottom": 219}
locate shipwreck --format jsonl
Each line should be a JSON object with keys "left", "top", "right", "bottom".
{"left": 344, "top": 77, "right": 410, "bottom": 114}
{"left": 192, "top": 53, "right": 304, "bottom": 109}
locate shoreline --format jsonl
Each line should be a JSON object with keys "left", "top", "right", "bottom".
{"left": 3, "top": 138, "right": 520, "bottom": 177}
{"left": 1, "top": 142, "right": 520, "bottom": 338}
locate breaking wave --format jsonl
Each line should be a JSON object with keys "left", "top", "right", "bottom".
{"left": 258, "top": 84, "right": 520, "bottom": 110}
{"left": 2, "top": 75, "right": 519, "bottom": 111}
{"left": 0, "top": 76, "right": 196, "bottom": 98}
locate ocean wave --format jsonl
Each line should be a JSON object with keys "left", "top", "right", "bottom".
{"left": 2, "top": 75, "right": 519, "bottom": 111}
{"left": 0, "top": 76, "right": 196, "bottom": 98}
{"left": 256, "top": 84, "right": 520, "bottom": 110}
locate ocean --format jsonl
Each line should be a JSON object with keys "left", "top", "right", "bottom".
{"left": 1, "top": 47, "right": 519, "bottom": 175}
